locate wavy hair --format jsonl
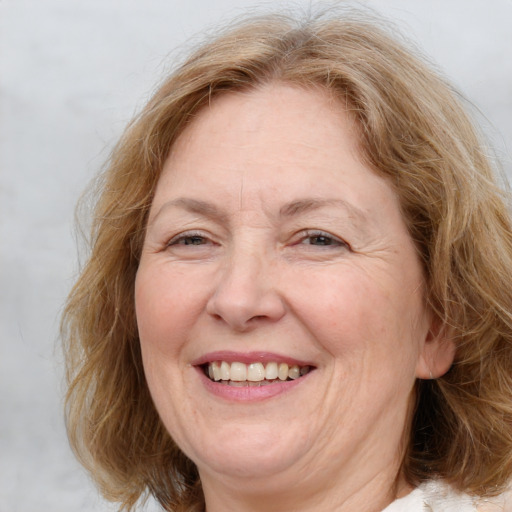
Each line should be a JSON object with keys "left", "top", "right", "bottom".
{"left": 61, "top": 7, "right": 512, "bottom": 511}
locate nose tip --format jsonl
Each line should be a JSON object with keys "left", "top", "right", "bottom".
{"left": 206, "top": 259, "right": 286, "bottom": 331}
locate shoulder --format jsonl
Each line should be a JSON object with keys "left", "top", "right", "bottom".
{"left": 384, "top": 481, "right": 512, "bottom": 512}
{"left": 421, "top": 480, "right": 476, "bottom": 511}
{"left": 475, "top": 486, "right": 512, "bottom": 512}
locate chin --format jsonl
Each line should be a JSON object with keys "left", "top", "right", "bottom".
{"left": 183, "top": 423, "right": 308, "bottom": 481}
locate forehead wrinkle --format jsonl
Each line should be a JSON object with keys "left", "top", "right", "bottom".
{"left": 151, "top": 197, "right": 230, "bottom": 226}
{"left": 239, "top": 168, "right": 245, "bottom": 211}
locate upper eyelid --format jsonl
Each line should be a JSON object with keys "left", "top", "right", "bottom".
{"left": 297, "top": 229, "right": 348, "bottom": 243}
{"left": 166, "top": 230, "right": 213, "bottom": 245}
{"left": 301, "top": 229, "right": 339, "bottom": 238}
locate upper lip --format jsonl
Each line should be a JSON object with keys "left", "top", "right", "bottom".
{"left": 191, "top": 351, "right": 315, "bottom": 367}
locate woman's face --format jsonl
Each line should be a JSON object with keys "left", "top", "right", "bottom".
{"left": 135, "top": 83, "right": 451, "bottom": 498}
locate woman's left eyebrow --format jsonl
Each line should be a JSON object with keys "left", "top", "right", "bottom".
{"left": 152, "top": 196, "right": 370, "bottom": 231}
{"left": 279, "top": 197, "right": 369, "bottom": 226}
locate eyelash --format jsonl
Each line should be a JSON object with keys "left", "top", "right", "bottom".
{"left": 165, "top": 229, "right": 350, "bottom": 251}
{"left": 296, "top": 230, "right": 350, "bottom": 249}
{"left": 166, "top": 231, "right": 212, "bottom": 247}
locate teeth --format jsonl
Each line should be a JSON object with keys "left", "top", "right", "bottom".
{"left": 278, "top": 363, "right": 289, "bottom": 381}
{"left": 205, "top": 361, "right": 312, "bottom": 383}
{"left": 288, "top": 365, "right": 300, "bottom": 380}
{"left": 220, "top": 361, "right": 230, "bottom": 380}
{"left": 230, "top": 362, "right": 247, "bottom": 381}
{"left": 211, "top": 361, "right": 221, "bottom": 381}
{"left": 247, "top": 362, "right": 265, "bottom": 381}
{"left": 265, "top": 362, "right": 278, "bottom": 380}
{"left": 228, "top": 380, "right": 246, "bottom": 387}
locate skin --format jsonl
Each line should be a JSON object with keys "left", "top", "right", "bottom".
{"left": 135, "top": 83, "right": 454, "bottom": 512}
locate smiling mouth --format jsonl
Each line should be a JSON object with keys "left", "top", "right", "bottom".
{"left": 203, "top": 361, "right": 313, "bottom": 386}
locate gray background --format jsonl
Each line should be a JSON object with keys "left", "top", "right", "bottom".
{"left": 1, "top": 1, "right": 511, "bottom": 511}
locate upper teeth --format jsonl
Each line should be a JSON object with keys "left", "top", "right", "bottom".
{"left": 206, "top": 361, "right": 311, "bottom": 382}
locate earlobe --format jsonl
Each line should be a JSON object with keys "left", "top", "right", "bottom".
{"left": 415, "top": 319, "right": 456, "bottom": 379}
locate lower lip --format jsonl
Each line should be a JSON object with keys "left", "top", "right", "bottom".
{"left": 196, "top": 368, "right": 309, "bottom": 402}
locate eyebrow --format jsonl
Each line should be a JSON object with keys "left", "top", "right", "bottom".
{"left": 279, "top": 198, "right": 369, "bottom": 226}
{"left": 152, "top": 197, "right": 229, "bottom": 225}
{"left": 152, "top": 196, "right": 369, "bottom": 227}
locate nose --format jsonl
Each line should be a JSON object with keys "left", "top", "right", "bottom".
{"left": 206, "top": 246, "right": 286, "bottom": 331}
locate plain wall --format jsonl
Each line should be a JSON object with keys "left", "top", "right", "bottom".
{"left": 1, "top": 1, "right": 511, "bottom": 510}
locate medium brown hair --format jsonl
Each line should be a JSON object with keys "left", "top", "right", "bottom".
{"left": 62, "top": 7, "right": 512, "bottom": 511}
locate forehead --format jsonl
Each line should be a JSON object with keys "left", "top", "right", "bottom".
{"left": 149, "top": 82, "right": 401, "bottom": 231}
{"left": 175, "top": 83, "right": 359, "bottom": 153}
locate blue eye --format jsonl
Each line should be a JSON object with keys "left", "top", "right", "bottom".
{"left": 300, "top": 230, "right": 347, "bottom": 248}
{"left": 163, "top": 230, "right": 219, "bottom": 260}
{"left": 179, "top": 235, "right": 207, "bottom": 245}
{"left": 167, "top": 232, "right": 210, "bottom": 247}
{"left": 306, "top": 234, "right": 337, "bottom": 246}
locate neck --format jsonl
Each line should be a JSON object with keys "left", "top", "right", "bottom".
{"left": 200, "top": 461, "right": 412, "bottom": 512}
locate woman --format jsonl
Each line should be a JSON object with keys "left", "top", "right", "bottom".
{"left": 62, "top": 8, "right": 512, "bottom": 512}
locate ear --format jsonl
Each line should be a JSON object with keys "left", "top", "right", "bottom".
{"left": 415, "top": 315, "right": 456, "bottom": 379}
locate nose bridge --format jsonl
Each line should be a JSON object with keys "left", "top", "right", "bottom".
{"left": 206, "top": 234, "right": 285, "bottom": 330}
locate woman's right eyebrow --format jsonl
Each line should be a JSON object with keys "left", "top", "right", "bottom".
{"left": 152, "top": 197, "right": 229, "bottom": 225}
{"left": 279, "top": 197, "right": 368, "bottom": 224}
{"left": 152, "top": 196, "right": 371, "bottom": 229}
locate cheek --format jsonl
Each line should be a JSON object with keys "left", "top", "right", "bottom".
{"left": 134, "top": 266, "right": 201, "bottom": 428}
{"left": 135, "top": 264, "right": 203, "bottom": 359}
{"left": 289, "top": 265, "right": 425, "bottom": 368}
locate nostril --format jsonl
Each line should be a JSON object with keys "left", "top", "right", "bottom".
{"left": 206, "top": 270, "right": 286, "bottom": 329}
